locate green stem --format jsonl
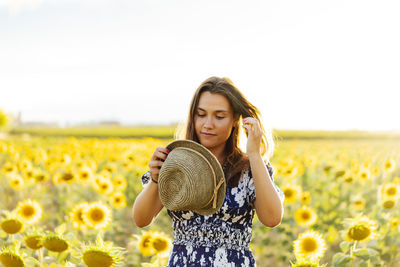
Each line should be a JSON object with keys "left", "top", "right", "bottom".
{"left": 38, "top": 248, "right": 43, "bottom": 265}
{"left": 349, "top": 241, "right": 358, "bottom": 267}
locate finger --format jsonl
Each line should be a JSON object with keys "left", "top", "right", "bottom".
{"left": 242, "top": 124, "right": 252, "bottom": 134}
{"left": 157, "top": 147, "right": 171, "bottom": 155}
{"left": 148, "top": 159, "right": 164, "bottom": 169}
{"left": 154, "top": 151, "right": 169, "bottom": 161}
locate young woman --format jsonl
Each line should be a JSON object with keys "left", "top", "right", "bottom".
{"left": 132, "top": 76, "right": 285, "bottom": 266}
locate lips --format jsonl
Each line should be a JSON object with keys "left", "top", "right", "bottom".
{"left": 201, "top": 132, "right": 216, "bottom": 136}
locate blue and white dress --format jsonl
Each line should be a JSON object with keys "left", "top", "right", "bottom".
{"left": 141, "top": 161, "right": 285, "bottom": 267}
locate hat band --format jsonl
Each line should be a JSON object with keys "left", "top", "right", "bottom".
{"left": 176, "top": 147, "right": 225, "bottom": 209}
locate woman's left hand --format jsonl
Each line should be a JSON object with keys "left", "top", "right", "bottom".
{"left": 242, "top": 117, "right": 263, "bottom": 156}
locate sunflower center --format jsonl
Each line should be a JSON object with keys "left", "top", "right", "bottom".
{"left": 25, "top": 235, "right": 43, "bottom": 250}
{"left": 143, "top": 237, "right": 151, "bottom": 248}
{"left": 36, "top": 175, "right": 45, "bottom": 181}
{"left": 152, "top": 237, "right": 168, "bottom": 252}
{"left": 387, "top": 187, "right": 396, "bottom": 196}
{"left": 23, "top": 206, "right": 35, "bottom": 217}
{"left": 0, "top": 219, "right": 23, "bottom": 234}
{"left": 349, "top": 225, "right": 371, "bottom": 241}
{"left": 90, "top": 208, "right": 105, "bottom": 221}
{"left": 301, "top": 212, "right": 311, "bottom": 220}
{"left": 383, "top": 199, "right": 395, "bottom": 209}
{"left": 62, "top": 173, "right": 73, "bottom": 181}
{"left": 301, "top": 237, "right": 317, "bottom": 253}
{"left": 43, "top": 237, "right": 69, "bottom": 252}
{"left": 0, "top": 252, "right": 24, "bottom": 267}
{"left": 284, "top": 189, "right": 293, "bottom": 198}
{"left": 83, "top": 250, "right": 114, "bottom": 267}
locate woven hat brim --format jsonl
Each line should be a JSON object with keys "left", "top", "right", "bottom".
{"left": 165, "top": 140, "right": 226, "bottom": 215}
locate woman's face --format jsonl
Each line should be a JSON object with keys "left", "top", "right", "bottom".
{"left": 194, "top": 91, "right": 236, "bottom": 152}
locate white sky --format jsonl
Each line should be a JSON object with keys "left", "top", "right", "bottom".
{"left": 1, "top": 0, "right": 399, "bottom": 131}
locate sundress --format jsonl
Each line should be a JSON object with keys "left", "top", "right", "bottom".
{"left": 141, "top": 161, "right": 285, "bottom": 267}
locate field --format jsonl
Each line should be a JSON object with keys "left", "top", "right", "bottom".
{"left": 0, "top": 127, "right": 400, "bottom": 266}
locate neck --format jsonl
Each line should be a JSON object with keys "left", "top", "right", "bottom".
{"left": 209, "top": 145, "right": 226, "bottom": 166}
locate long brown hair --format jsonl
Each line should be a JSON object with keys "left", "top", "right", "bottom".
{"left": 175, "top": 76, "right": 275, "bottom": 187}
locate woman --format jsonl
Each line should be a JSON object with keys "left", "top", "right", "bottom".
{"left": 132, "top": 76, "right": 285, "bottom": 266}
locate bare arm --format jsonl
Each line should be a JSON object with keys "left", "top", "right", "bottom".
{"left": 242, "top": 116, "right": 283, "bottom": 228}
{"left": 132, "top": 147, "right": 169, "bottom": 228}
{"left": 249, "top": 153, "right": 283, "bottom": 227}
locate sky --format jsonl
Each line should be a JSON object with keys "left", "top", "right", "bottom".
{"left": 1, "top": 0, "right": 399, "bottom": 131}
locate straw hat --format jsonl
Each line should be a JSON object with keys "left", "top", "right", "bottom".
{"left": 158, "top": 139, "right": 226, "bottom": 216}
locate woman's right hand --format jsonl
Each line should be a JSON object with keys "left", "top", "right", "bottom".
{"left": 148, "top": 147, "right": 170, "bottom": 182}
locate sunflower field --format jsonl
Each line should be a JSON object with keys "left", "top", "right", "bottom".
{"left": 0, "top": 134, "right": 399, "bottom": 266}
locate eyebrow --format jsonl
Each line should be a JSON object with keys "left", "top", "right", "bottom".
{"left": 197, "top": 107, "right": 229, "bottom": 114}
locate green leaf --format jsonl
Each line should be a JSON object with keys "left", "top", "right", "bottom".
{"left": 332, "top": 252, "right": 353, "bottom": 267}
{"left": 340, "top": 241, "right": 350, "bottom": 253}
{"left": 353, "top": 248, "right": 370, "bottom": 260}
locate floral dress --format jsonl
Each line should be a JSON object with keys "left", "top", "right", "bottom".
{"left": 141, "top": 161, "right": 285, "bottom": 267}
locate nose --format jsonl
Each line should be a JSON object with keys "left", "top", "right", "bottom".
{"left": 204, "top": 116, "right": 213, "bottom": 128}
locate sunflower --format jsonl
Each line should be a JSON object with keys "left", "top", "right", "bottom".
{"left": 52, "top": 169, "right": 76, "bottom": 184}
{"left": 370, "top": 165, "right": 380, "bottom": 177}
{"left": 113, "top": 174, "right": 127, "bottom": 191}
{"left": 0, "top": 218, "right": 23, "bottom": 234}
{"left": 58, "top": 153, "right": 72, "bottom": 166}
{"left": 22, "top": 168, "right": 39, "bottom": 181}
{"left": 389, "top": 218, "right": 399, "bottom": 229}
{"left": 381, "top": 197, "right": 396, "bottom": 210}
{"left": 1, "top": 162, "right": 17, "bottom": 176}
{"left": 81, "top": 234, "right": 124, "bottom": 267}
{"left": 109, "top": 192, "right": 127, "bottom": 209}
{"left": 76, "top": 166, "right": 94, "bottom": 184}
{"left": 380, "top": 182, "right": 400, "bottom": 200}
{"left": 281, "top": 184, "right": 302, "bottom": 204}
{"left": 82, "top": 201, "right": 112, "bottom": 230}
{"left": 33, "top": 171, "right": 49, "bottom": 183}
{"left": 357, "top": 168, "right": 371, "bottom": 182}
{"left": 138, "top": 231, "right": 156, "bottom": 256}
{"left": 383, "top": 158, "right": 396, "bottom": 173}
{"left": 343, "top": 170, "right": 354, "bottom": 183}
{"left": 345, "top": 215, "right": 378, "bottom": 242}
{"left": 102, "top": 163, "right": 117, "bottom": 175}
{"left": 8, "top": 174, "right": 24, "bottom": 190}
{"left": 69, "top": 202, "right": 90, "bottom": 230}
{"left": 295, "top": 206, "right": 318, "bottom": 227}
{"left": 293, "top": 230, "right": 327, "bottom": 261}
{"left": 18, "top": 158, "right": 32, "bottom": 172}
{"left": 300, "top": 192, "right": 311, "bottom": 205}
{"left": 151, "top": 232, "right": 172, "bottom": 257}
{"left": 0, "top": 250, "right": 25, "bottom": 267}
{"left": 93, "top": 176, "right": 114, "bottom": 196}
{"left": 15, "top": 199, "right": 42, "bottom": 225}
{"left": 24, "top": 235, "right": 43, "bottom": 250}
{"left": 43, "top": 234, "right": 69, "bottom": 252}
{"left": 280, "top": 165, "right": 299, "bottom": 180}
{"left": 352, "top": 198, "right": 365, "bottom": 211}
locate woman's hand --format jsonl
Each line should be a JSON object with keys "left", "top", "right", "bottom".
{"left": 242, "top": 117, "right": 263, "bottom": 156}
{"left": 149, "top": 147, "right": 170, "bottom": 182}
